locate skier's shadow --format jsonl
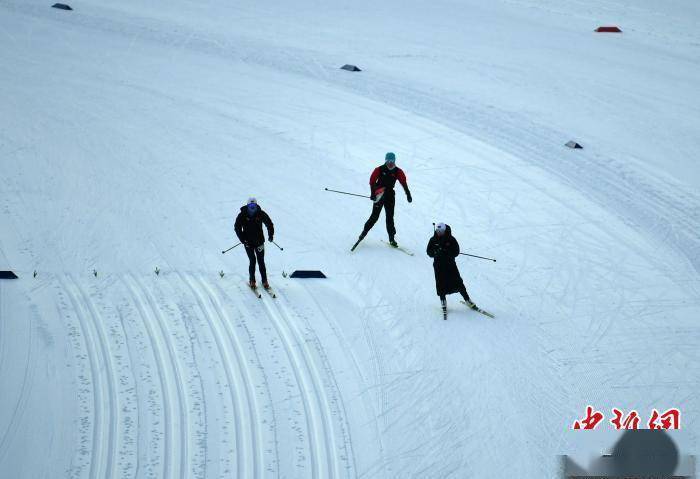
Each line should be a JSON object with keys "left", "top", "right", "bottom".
{"left": 566, "top": 429, "right": 679, "bottom": 476}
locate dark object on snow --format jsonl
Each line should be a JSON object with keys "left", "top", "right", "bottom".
{"left": 595, "top": 26, "right": 622, "bottom": 33}
{"left": 234, "top": 200, "right": 274, "bottom": 284}
{"left": 358, "top": 160, "right": 411, "bottom": 244}
{"left": 341, "top": 64, "right": 361, "bottom": 72}
{"left": 290, "top": 270, "right": 327, "bottom": 278}
{"left": 564, "top": 430, "right": 682, "bottom": 477}
{"left": 234, "top": 201, "right": 274, "bottom": 249}
{"left": 565, "top": 140, "right": 583, "bottom": 149}
{"left": 426, "top": 225, "right": 469, "bottom": 299}
{"left": 52, "top": 3, "right": 73, "bottom": 10}
{"left": 0, "top": 271, "right": 18, "bottom": 279}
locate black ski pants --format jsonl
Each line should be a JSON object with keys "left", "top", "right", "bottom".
{"left": 363, "top": 192, "right": 396, "bottom": 238}
{"left": 245, "top": 244, "right": 267, "bottom": 282}
{"left": 440, "top": 285, "right": 471, "bottom": 303}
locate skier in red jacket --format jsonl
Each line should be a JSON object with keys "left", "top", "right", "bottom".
{"left": 352, "top": 152, "right": 412, "bottom": 250}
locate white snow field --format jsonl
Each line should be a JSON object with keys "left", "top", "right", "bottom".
{"left": 1, "top": 0, "right": 700, "bottom": 477}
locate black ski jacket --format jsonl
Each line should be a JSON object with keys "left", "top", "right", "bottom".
{"left": 426, "top": 225, "right": 465, "bottom": 296}
{"left": 235, "top": 206, "right": 274, "bottom": 247}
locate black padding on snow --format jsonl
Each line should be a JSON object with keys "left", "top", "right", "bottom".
{"left": 52, "top": 3, "right": 73, "bottom": 10}
{"left": 0, "top": 271, "right": 18, "bottom": 279}
{"left": 290, "top": 270, "right": 327, "bottom": 278}
{"left": 340, "top": 64, "right": 361, "bottom": 72}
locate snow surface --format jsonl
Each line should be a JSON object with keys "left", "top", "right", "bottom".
{"left": 1, "top": 0, "right": 699, "bottom": 477}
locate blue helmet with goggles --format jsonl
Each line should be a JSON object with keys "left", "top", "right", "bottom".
{"left": 246, "top": 197, "right": 258, "bottom": 216}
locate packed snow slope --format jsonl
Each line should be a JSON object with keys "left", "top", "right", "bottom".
{"left": 1, "top": 0, "right": 700, "bottom": 477}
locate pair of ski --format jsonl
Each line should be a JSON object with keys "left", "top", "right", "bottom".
{"left": 351, "top": 238, "right": 414, "bottom": 256}
{"left": 248, "top": 283, "right": 276, "bottom": 298}
{"left": 441, "top": 299, "right": 495, "bottom": 320}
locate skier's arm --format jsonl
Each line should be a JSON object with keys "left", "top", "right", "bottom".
{"left": 234, "top": 213, "right": 245, "bottom": 243}
{"left": 397, "top": 169, "right": 412, "bottom": 202}
{"left": 262, "top": 212, "right": 275, "bottom": 242}
{"left": 450, "top": 238, "right": 460, "bottom": 257}
{"left": 369, "top": 167, "right": 381, "bottom": 198}
{"left": 426, "top": 237, "right": 437, "bottom": 257}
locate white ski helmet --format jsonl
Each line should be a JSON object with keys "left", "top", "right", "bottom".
{"left": 435, "top": 223, "right": 447, "bottom": 235}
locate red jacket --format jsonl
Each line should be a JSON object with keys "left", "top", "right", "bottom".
{"left": 369, "top": 164, "right": 409, "bottom": 196}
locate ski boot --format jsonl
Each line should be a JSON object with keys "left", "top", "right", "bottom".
{"left": 248, "top": 279, "right": 257, "bottom": 288}
{"left": 262, "top": 281, "right": 270, "bottom": 290}
{"left": 388, "top": 235, "right": 398, "bottom": 248}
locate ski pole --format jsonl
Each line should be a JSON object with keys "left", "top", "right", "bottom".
{"left": 324, "top": 187, "right": 370, "bottom": 199}
{"left": 433, "top": 222, "right": 496, "bottom": 262}
{"left": 459, "top": 252, "right": 497, "bottom": 262}
{"left": 271, "top": 240, "right": 284, "bottom": 251}
{"left": 221, "top": 242, "right": 241, "bottom": 254}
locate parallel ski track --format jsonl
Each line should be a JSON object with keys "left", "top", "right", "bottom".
{"left": 217, "top": 281, "right": 281, "bottom": 478}
{"left": 179, "top": 272, "right": 255, "bottom": 479}
{"left": 260, "top": 291, "right": 341, "bottom": 479}
{"left": 196, "top": 276, "right": 266, "bottom": 479}
{"left": 133, "top": 274, "right": 193, "bottom": 478}
{"left": 58, "top": 280, "right": 94, "bottom": 477}
{"left": 123, "top": 274, "right": 189, "bottom": 479}
{"left": 113, "top": 293, "right": 142, "bottom": 477}
{"left": 63, "top": 274, "right": 118, "bottom": 479}
{"left": 300, "top": 284, "right": 372, "bottom": 478}
{"left": 0, "top": 283, "right": 35, "bottom": 465}
{"left": 278, "top": 287, "right": 358, "bottom": 478}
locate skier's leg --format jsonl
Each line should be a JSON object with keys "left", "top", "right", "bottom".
{"left": 362, "top": 200, "right": 383, "bottom": 237}
{"left": 384, "top": 194, "right": 396, "bottom": 241}
{"left": 245, "top": 246, "right": 257, "bottom": 282}
{"left": 459, "top": 284, "right": 477, "bottom": 309}
{"left": 256, "top": 247, "right": 268, "bottom": 283}
{"left": 458, "top": 284, "right": 472, "bottom": 303}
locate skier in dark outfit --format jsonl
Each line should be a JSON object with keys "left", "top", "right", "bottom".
{"left": 356, "top": 152, "right": 412, "bottom": 247}
{"left": 234, "top": 197, "right": 274, "bottom": 289}
{"left": 426, "top": 223, "right": 477, "bottom": 315}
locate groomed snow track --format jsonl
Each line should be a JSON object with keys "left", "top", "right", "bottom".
{"left": 3, "top": 273, "right": 359, "bottom": 478}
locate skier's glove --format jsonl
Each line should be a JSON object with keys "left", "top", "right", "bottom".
{"left": 406, "top": 191, "right": 412, "bottom": 203}
{"left": 370, "top": 194, "right": 376, "bottom": 201}
{"left": 268, "top": 235, "right": 273, "bottom": 243}
{"left": 244, "top": 241, "right": 250, "bottom": 249}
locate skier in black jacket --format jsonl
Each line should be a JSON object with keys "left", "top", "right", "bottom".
{"left": 426, "top": 223, "right": 477, "bottom": 317}
{"left": 234, "top": 197, "right": 274, "bottom": 289}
